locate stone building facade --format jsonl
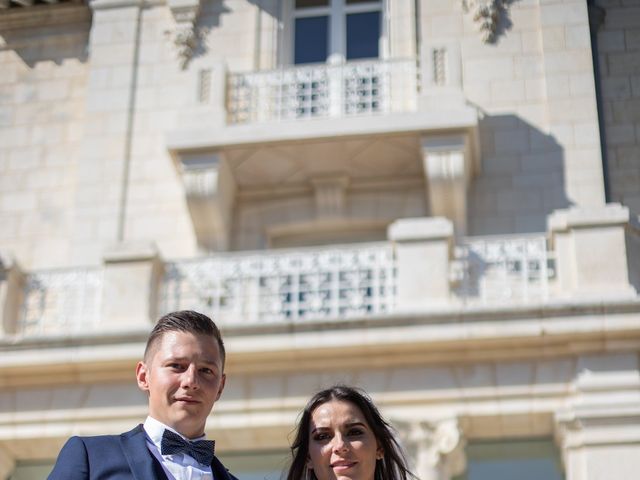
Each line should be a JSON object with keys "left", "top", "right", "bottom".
{"left": 1, "top": 0, "right": 639, "bottom": 479}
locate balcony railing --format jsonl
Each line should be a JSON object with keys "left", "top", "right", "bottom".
{"left": 160, "top": 243, "right": 397, "bottom": 327}
{"left": 227, "top": 58, "right": 419, "bottom": 124}
{"left": 12, "top": 235, "right": 559, "bottom": 335}
{"left": 19, "top": 268, "right": 103, "bottom": 335}
{"left": 452, "top": 235, "right": 554, "bottom": 304}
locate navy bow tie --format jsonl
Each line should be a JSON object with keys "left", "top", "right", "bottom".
{"left": 160, "top": 429, "right": 215, "bottom": 466}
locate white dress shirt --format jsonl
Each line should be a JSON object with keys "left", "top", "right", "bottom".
{"left": 143, "top": 416, "right": 214, "bottom": 480}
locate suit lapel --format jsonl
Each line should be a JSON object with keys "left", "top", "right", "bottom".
{"left": 120, "top": 425, "right": 168, "bottom": 480}
{"left": 212, "top": 455, "right": 237, "bottom": 480}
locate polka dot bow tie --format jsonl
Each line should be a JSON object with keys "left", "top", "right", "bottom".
{"left": 160, "top": 429, "right": 215, "bottom": 466}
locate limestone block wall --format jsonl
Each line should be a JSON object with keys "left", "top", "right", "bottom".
{"left": 596, "top": 0, "right": 640, "bottom": 214}
{"left": 58, "top": 0, "right": 273, "bottom": 264}
{"left": 0, "top": 22, "right": 89, "bottom": 269}
{"left": 420, "top": 0, "right": 605, "bottom": 235}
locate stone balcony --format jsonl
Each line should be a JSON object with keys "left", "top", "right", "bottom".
{"left": 1, "top": 204, "right": 637, "bottom": 339}
{"left": 165, "top": 46, "right": 476, "bottom": 149}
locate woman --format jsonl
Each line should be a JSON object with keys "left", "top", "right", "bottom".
{"left": 287, "top": 385, "right": 415, "bottom": 480}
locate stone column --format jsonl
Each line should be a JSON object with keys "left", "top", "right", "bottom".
{"left": 421, "top": 134, "right": 473, "bottom": 235}
{"left": 388, "top": 217, "right": 454, "bottom": 310}
{"left": 555, "top": 364, "right": 640, "bottom": 480}
{"left": 0, "top": 255, "right": 25, "bottom": 337}
{"left": 547, "top": 204, "right": 636, "bottom": 298}
{"left": 396, "top": 419, "right": 466, "bottom": 480}
{"left": 101, "top": 242, "right": 164, "bottom": 331}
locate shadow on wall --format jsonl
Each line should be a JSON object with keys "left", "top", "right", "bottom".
{"left": 468, "top": 113, "right": 573, "bottom": 235}
{"left": 189, "top": 0, "right": 232, "bottom": 62}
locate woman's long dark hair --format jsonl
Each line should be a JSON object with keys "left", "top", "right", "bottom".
{"left": 286, "top": 385, "right": 415, "bottom": 480}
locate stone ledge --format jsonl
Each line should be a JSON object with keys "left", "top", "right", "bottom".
{"left": 167, "top": 108, "right": 479, "bottom": 153}
{"left": 103, "top": 241, "right": 160, "bottom": 263}
{"left": 548, "top": 203, "right": 630, "bottom": 232}
{"left": 1, "top": 298, "right": 640, "bottom": 385}
{"left": 388, "top": 217, "right": 454, "bottom": 242}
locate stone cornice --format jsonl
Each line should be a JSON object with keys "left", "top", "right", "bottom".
{"left": 1, "top": 298, "right": 640, "bottom": 387}
{"left": 0, "top": 2, "right": 90, "bottom": 31}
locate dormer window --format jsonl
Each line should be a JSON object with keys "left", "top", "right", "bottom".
{"left": 292, "top": 0, "right": 384, "bottom": 65}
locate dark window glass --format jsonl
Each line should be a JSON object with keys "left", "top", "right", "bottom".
{"left": 294, "top": 16, "right": 329, "bottom": 64}
{"left": 295, "top": 0, "right": 329, "bottom": 7}
{"left": 346, "top": 11, "right": 380, "bottom": 60}
{"left": 346, "top": 0, "right": 378, "bottom": 3}
{"left": 454, "top": 440, "right": 565, "bottom": 480}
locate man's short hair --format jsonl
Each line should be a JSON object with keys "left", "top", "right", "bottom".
{"left": 144, "top": 310, "right": 226, "bottom": 369}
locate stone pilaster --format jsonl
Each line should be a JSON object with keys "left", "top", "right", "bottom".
{"left": 0, "top": 445, "right": 15, "bottom": 480}
{"left": 555, "top": 365, "right": 640, "bottom": 480}
{"left": 72, "top": 0, "right": 146, "bottom": 265}
{"left": 548, "top": 203, "right": 636, "bottom": 298}
{"left": 0, "top": 254, "right": 25, "bottom": 337}
{"left": 101, "top": 242, "right": 164, "bottom": 330}
{"left": 388, "top": 217, "right": 454, "bottom": 310}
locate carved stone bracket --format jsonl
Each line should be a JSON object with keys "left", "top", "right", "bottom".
{"left": 175, "top": 152, "right": 236, "bottom": 251}
{"left": 395, "top": 419, "right": 467, "bottom": 480}
{"left": 461, "top": 0, "right": 508, "bottom": 43}
{"left": 421, "top": 133, "right": 474, "bottom": 236}
{"left": 167, "top": 0, "right": 203, "bottom": 69}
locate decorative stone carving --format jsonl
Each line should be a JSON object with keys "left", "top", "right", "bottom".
{"left": 395, "top": 419, "right": 466, "bottom": 480}
{"left": 167, "top": 0, "right": 203, "bottom": 69}
{"left": 462, "top": 0, "right": 508, "bottom": 43}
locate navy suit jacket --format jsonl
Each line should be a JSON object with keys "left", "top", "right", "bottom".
{"left": 48, "top": 425, "right": 238, "bottom": 480}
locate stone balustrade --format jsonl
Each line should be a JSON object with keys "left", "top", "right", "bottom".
{"left": 0, "top": 204, "right": 637, "bottom": 337}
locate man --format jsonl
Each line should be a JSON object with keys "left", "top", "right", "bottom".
{"left": 48, "top": 310, "right": 237, "bottom": 480}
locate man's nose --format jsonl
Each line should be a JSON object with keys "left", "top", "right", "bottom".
{"left": 181, "top": 364, "right": 199, "bottom": 388}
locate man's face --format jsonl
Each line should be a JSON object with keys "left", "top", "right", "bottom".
{"left": 136, "top": 331, "right": 226, "bottom": 439}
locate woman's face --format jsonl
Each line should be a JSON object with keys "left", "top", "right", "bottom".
{"left": 307, "top": 399, "right": 383, "bottom": 480}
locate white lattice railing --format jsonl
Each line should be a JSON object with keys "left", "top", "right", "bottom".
{"left": 19, "top": 268, "right": 103, "bottom": 335}
{"left": 452, "top": 235, "right": 555, "bottom": 304}
{"left": 227, "top": 58, "right": 418, "bottom": 124}
{"left": 161, "top": 243, "right": 397, "bottom": 326}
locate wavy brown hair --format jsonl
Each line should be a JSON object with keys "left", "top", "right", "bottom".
{"left": 287, "top": 385, "right": 414, "bottom": 480}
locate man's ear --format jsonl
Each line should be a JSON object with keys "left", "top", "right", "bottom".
{"left": 215, "top": 373, "right": 227, "bottom": 401}
{"left": 136, "top": 361, "right": 150, "bottom": 393}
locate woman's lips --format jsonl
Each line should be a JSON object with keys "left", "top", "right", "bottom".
{"left": 332, "top": 461, "right": 357, "bottom": 471}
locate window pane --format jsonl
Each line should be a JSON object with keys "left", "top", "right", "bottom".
{"left": 295, "top": 16, "right": 329, "bottom": 64}
{"left": 346, "top": 11, "right": 380, "bottom": 60}
{"left": 218, "top": 451, "right": 289, "bottom": 480}
{"left": 456, "top": 439, "right": 565, "bottom": 480}
{"left": 346, "top": 0, "right": 381, "bottom": 4}
{"left": 296, "top": 0, "right": 329, "bottom": 8}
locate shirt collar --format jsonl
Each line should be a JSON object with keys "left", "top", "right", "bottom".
{"left": 143, "top": 416, "right": 207, "bottom": 450}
